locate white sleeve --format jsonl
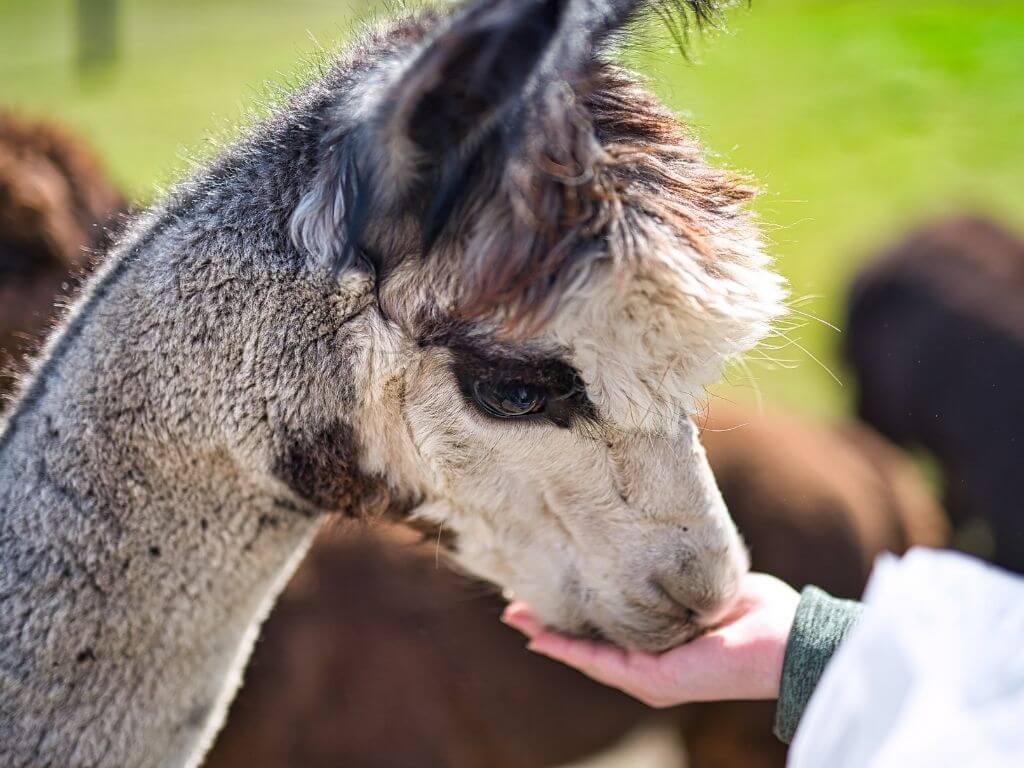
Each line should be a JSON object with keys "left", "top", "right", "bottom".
{"left": 789, "top": 548, "right": 1024, "bottom": 768}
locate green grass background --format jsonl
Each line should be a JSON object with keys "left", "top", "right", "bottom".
{"left": 2, "top": 0, "right": 1023, "bottom": 417}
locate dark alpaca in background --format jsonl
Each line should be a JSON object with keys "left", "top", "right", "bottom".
{"left": 0, "top": 108, "right": 948, "bottom": 768}
{"left": 204, "top": 401, "right": 946, "bottom": 768}
{"left": 0, "top": 110, "right": 124, "bottom": 394}
{"left": 204, "top": 524, "right": 656, "bottom": 768}
{"left": 846, "top": 215, "right": 1024, "bottom": 573}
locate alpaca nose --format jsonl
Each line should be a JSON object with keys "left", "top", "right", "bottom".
{"left": 649, "top": 576, "right": 699, "bottom": 624}
{"left": 651, "top": 571, "right": 741, "bottom": 627}
{"left": 651, "top": 546, "right": 748, "bottom": 625}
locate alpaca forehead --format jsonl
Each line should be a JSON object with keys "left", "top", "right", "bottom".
{"left": 546, "top": 241, "right": 786, "bottom": 426}
{"left": 383, "top": 237, "right": 784, "bottom": 431}
{"left": 554, "top": 313, "right": 717, "bottom": 426}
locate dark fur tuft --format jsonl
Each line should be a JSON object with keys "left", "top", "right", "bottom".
{"left": 454, "top": 64, "right": 752, "bottom": 335}
{"left": 289, "top": 133, "right": 367, "bottom": 275}
{"left": 575, "top": 0, "right": 724, "bottom": 44}
{"left": 648, "top": 0, "right": 726, "bottom": 55}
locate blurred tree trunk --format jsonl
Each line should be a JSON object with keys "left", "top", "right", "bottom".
{"left": 77, "top": 0, "right": 119, "bottom": 72}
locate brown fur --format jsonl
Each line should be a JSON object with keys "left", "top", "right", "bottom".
{"left": 701, "top": 402, "right": 948, "bottom": 599}
{"left": 0, "top": 110, "right": 123, "bottom": 269}
{"left": 273, "top": 420, "right": 408, "bottom": 518}
{"left": 459, "top": 66, "right": 754, "bottom": 334}
{"left": 0, "top": 110, "right": 125, "bottom": 395}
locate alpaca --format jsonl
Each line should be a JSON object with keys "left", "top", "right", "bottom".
{"left": 0, "top": 111, "right": 949, "bottom": 768}
{"left": 0, "top": 114, "right": 650, "bottom": 768}
{"left": 845, "top": 215, "right": 1024, "bottom": 573}
{"left": 202, "top": 402, "right": 946, "bottom": 768}
{"left": 0, "top": 110, "right": 124, "bottom": 394}
{"left": 0, "top": 110, "right": 124, "bottom": 269}
{"left": 0, "top": 2, "right": 787, "bottom": 766}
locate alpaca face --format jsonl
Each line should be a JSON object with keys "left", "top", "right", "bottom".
{"left": 291, "top": 0, "right": 786, "bottom": 651}
{"left": 353, "top": 258, "right": 782, "bottom": 652}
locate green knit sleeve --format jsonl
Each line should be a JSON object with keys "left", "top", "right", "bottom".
{"left": 774, "top": 586, "right": 864, "bottom": 744}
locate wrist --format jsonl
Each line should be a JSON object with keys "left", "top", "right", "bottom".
{"left": 774, "top": 586, "right": 864, "bottom": 742}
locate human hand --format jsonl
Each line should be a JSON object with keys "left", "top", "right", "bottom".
{"left": 502, "top": 572, "right": 799, "bottom": 708}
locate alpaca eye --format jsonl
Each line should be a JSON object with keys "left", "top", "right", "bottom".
{"left": 472, "top": 380, "right": 548, "bottom": 419}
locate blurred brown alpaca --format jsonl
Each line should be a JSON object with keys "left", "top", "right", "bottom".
{"left": 204, "top": 402, "right": 946, "bottom": 768}
{"left": 0, "top": 111, "right": 945, "bottom": 768}
{"left": 846, "top": 215, "right": 1024, "bottom": 572}
{"left": 0, "top": 110, "right": 124, "bottom": 393}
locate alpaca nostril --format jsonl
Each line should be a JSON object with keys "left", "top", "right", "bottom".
{"left": 648, "top": 577, "right": 698, "bottom": 624}
{"left": 578, "top": 621, "right": 608, "bottom": 643}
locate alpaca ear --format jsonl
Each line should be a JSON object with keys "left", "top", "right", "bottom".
{"left": 291, "top": 0, "right": 570, "bottom": 272}
{"left": 380, "top": 0, "right": 568, "bottom": 168}
{"left": 290, "top": 0, "right": 720, "bottom": 272}
{"left": 373, "top": 0, "right": 720, "bottom": 195}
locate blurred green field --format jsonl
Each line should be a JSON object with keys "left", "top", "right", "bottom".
{"left": 2, "top": 0, "right": 1023, "bottom": 417}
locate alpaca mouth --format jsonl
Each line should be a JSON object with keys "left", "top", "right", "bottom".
{"left": 575, "top": 620, "right": 610, "bottom": 643}
{"left": 622, "top": 618, "right": 703, "bottom": 654}
{"left": 570, "top": 610, "right": 705, "bottom": 654}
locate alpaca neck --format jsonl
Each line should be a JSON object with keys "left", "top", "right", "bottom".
{"left": 0, "top": 248, "right": 325, "bottom": 768}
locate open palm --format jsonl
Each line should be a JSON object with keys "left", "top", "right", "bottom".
{"left": 503, "top": 573, "right": 799, "bottom": 708}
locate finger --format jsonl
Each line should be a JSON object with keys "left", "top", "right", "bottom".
{"left": 501, "top": 603, "right": 545, "bottom": 638}
{"left": 527, "top": 631, "right": 633, "bottom": 680}
{"left": 528, "top": 633, "right": 674, "bottom": 704}
{"left": 711, "top": 593, "right": 755, "bottom": 628}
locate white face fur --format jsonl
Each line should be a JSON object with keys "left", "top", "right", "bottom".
{"left": 350, "top": 218, "right": 786, "bottom": 653}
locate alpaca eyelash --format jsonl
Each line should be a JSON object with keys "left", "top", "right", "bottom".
{"left": 552, "top": 374, "right": 589, "bottom": 402}
{"left": 444, "top": 346, "right": 597, "bottom": 429}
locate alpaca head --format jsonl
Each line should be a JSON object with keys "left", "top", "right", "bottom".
{"left": 289, "top": 0, "right": 787, "bottom": 652}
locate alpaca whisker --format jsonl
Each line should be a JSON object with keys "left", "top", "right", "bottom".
{"left": 775, "top": 330, "right": 844, "bottom": 386}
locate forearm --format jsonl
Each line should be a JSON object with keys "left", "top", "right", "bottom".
{"left": 774, "top": 586, "right": 864, "bottom": 743}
